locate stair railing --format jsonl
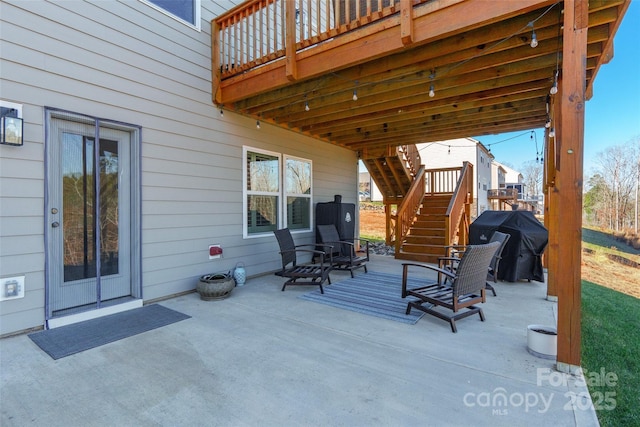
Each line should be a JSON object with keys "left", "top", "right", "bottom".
{"left": 397, "top": 144, "right": 421, "bottom": 177}
{"left": 394, "top": 166, "right": 426, "bottom": 253}
{"left": 444, "top": 161, "right": 474, "bottom": 247}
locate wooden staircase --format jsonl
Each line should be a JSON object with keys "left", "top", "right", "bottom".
{"left": 361, "top": 145, "right": 419, "bottom": 203}
{"left": 397, "top": 194, "right": 452, "bottom": 263}
{"left": 361, "top": 145, "right": 474, "bottom": 264}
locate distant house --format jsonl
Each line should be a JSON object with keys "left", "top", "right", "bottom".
{"left": 496, "top": 161, "right": 526, "bottom": 199}
{"left": 416, "top": 137, "right": 493, "bottom": 218}
{"left": 490, "top": 161, "right": 541, "bottom": 213}
{"left": 358, "top": 170, "right": 383, "bottom": 202}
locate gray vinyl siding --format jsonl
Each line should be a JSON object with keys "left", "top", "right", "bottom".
{"left": 0, "top": 0, "right": 357, "bottom": 335}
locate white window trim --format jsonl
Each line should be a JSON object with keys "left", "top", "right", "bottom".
{"left": 243, "top": 147, "right": 313, "bottom": 238}
{"left": 139, "top": 0, "right": 202, "bottom": 31}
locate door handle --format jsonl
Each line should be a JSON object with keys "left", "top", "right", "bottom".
{"left": 51, "top": 222, "right": 60, "bottom": 228}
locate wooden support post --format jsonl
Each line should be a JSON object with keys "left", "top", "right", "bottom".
{"left": 545, "top": 176, "right": 559, "bottom": 300}
{"left": 555, "top": 0, "right": 588, "bottom": 374}
{"left": 285, "top": 0, "right": 297, "bottom": 81}
{"left": 400, "top": 0, "right": 414, "bottom": 45}
{"left": 545, "top": 96, "right": 559, "bottom": 300}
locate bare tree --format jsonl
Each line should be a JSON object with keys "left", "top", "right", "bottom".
{"left": 588, "top": 141, "right": 639, "bottom": 231}
{"left": 521, "top": 160, "right": 543, "bottom": 198}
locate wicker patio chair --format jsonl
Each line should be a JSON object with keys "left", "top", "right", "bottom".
{"left": 316, "top": 224, "right": 370, "bottom": 278}
{"left": 273, "top": 228, "right": 333, "bottom": 294}
{"left": 401, "top": 241, "right": 500, "bottom": 332}
{"left": 439, "top": 231, "right": 511, "bottom": 296}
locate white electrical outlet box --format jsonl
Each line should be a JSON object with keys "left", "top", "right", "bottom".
{"left": 0, "top": 276, "right": 25, "bottom": 301}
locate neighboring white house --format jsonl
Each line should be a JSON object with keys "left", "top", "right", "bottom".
{"left": 490, "top": 162, "right": 507, "bottom": 190}
{"left": 0, "top": 1, "right": 358, "bottom": 336}
{"left": 358, "top": 170, "right": 383, "bottom": 202}
{"left": 493, "top": 161, "right": 526, "bottom": 198}
{"left": 417, "top": 137, "right": 493, "bottom": 217}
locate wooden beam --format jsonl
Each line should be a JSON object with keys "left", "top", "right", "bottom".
{"left": 555, "top": 0, "right": 588, "bottom": 373}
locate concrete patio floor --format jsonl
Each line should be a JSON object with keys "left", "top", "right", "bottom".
{"left": 1, "top": 254, "right": 599, "bottom": 427}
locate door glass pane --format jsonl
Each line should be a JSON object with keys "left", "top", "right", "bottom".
{"left": 62, "top": 135, "right": 121, "bottom": 281}
{"left": 62, "top": 134, "right": 96, "bottom": 282}
{"left": 99, "top": 139, "right": 119, "bottom": 276}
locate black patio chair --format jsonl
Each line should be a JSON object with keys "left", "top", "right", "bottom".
{"left": 401, "top": 241, "right": 500, "bottom": 333}
{"left": 439, "top": 231, "right": 511, "bottom": 296}
{"left": 273, "top": 228, "right": 333, "bottom": 294}
{"left": 315, "top": 224, "right": 370, "bottom": 278}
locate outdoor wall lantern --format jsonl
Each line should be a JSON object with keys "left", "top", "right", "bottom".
{"left": 1, "top": 108, "right": 23, "bottom": 146}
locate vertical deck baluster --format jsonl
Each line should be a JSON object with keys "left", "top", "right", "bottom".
{"left": 345, "top": 0, "right": 349, "bottom": 26}
{"left": 316, "top": 0, "right": 320, "bottom": 39}
{"left": 240, "top": 9, "right": 245, "bottom": 67}
{"left": 251, "top": 3, "right": 256, "bottom": 63}
{"left": 233, "top": 14, "right": 238, "bottom": 73}
{"left": 324, "top": 0, "right": 330, "bottom": 33}
{"left": 307, "top": 0, "right": 311, "bottom": 40}
{"left": 259, "top": 1, "right": 263, "bottom": 59}
{"left": 280, "top": 0, "right": 285, "bottom": 51}
{"left": 226, "top": 20, "right": 231, "bottom": 73}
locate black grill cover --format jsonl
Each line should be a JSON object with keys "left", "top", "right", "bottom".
{"left": 469, "top": 210, "right": 548, "bottom": 282}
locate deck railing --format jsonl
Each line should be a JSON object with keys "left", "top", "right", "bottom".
{"left": 397, "top": 144, "right": 421, "bottom": 177}
{"left": 444, "top": 161, "right": 473, "bottom": 246}
{"left": 487, "top": 188, "right": 518, "bottom": 199}
{"left": 424, "top": 166, "right": 464, "bottom": 195}
{"left": 393, "top": 166, "right": 425, "bottom": 253}
{"left": 214, "top": 0, "right": 409, "bottom": 79}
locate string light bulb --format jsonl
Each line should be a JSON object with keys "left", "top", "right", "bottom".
{"left": 528, "top": 21, "right": 538, "bottom": 48}
{"left": 428, "top": 70, "right": 436, "bottom": 98}
{"left": 352, "top": 89, "right": 358, "bottom": 101}
{"left": 550, "top": 72, "right": 559, "bottom": 95}
{"left": 305, "top": 101, "right": 310, "bottom": 111}
{"left": 549, "top": 128, "right": 555, "bottom": 138}
{"left": 530, "top": 29, "right": 538, "bottom": 48}
{"left": 256, "top": 120, "right": 261, "bottom": 129}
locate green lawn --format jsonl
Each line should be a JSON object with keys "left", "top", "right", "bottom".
{"left": 581, "top": 281, "right": 640, "bottom": 426}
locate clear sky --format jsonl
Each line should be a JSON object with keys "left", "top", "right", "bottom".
{"left": 473, "top": 1, "right": 640, "bottom": 176}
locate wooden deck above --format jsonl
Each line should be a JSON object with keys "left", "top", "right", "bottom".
{"left": 212, "top": 0, "right": 629, "bottom": 154}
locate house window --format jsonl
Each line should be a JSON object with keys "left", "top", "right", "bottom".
{"left": 243, "top": 147, "right": 312, "bottom": 237}
{"left": 143, "top": 0, "right": 201, "bottom": 28}
{"left": 285, "top": 156, "right": 312, "bottom": 230}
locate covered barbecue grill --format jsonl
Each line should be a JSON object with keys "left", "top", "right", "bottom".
{"left": 469, "top": 210, "right": 548, "bottom": 282}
